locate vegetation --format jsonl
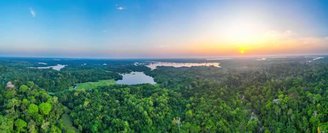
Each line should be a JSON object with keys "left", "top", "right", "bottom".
{"left": 70, "top": 80, "right": 115, "bottom": 90}
{"left": 0, "top": 82, "right": 65, "bottom": 132}
{"left": 0, "top": 57, "right": 327, "bottom": 132}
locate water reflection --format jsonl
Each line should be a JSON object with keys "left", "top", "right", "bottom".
{"left": 116, "top": 72, "right": 156, "bottom": 85}
{"left": 29, "top": 64, "right": 67, "bottom": 71}
{"left": 146, "top": 62, "right": 220, "bottom": 70}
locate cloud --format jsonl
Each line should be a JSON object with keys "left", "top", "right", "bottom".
{"left": 116, "top": 5, "right": 125, "bottom": 11}
{"left": 262, "top": 30, "right": 328, "bottom": 53}
{"left": 325, "top": 36, "right": 328, "bottom": 40}
{"left": 29, "top": 8, "right": 36, "bottom": 17}
{"left": 117, "top": 6, "right": 125, "bottom": 11}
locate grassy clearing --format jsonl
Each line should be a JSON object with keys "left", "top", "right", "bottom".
{"left": 71, "top": 80, "right": 116, "bottom": 90}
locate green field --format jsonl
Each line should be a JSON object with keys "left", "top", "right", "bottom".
{"left": 71, "top": 80, "right": 116, "bottom": 90}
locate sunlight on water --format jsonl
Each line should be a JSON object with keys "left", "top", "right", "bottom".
{"left": 29, "top": 64, "right": 67, "bottom": 71}
{"left": 146, "top": 62, "right": 220, "bottom": 70}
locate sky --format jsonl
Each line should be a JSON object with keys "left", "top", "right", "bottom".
{"left": 0, "top": 0, "right": 328, "bottom": 58}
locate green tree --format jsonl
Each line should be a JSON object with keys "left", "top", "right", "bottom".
{"left": 185, "top": 110, "right": 193, "bottom": 119}
{"left": 4, "top": 89, "right": 16, "bottom": 99}
{"left": 28, "top": 104, "right": 39, "bottom": 115}
{"left": 39, "top": 102, "right": 52, "bottom": 115}
{"left": 15, "top": 119, "right": 27, "bottom": 132}
{"left": 0, "top": 115, "right": 13, "bottom": 132}
{"left": 19, "top": 85, "right": 29, "bottom": 93}
{"left": 28, "top": 120, "right": 37, "bottom": 133}
{"left": 27, "top": 81, "right": 35, "bottom": 88}
{"left": 50, "top": 125, "right": 62, "bottom": 133}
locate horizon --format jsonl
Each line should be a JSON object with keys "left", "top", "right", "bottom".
{"left": 0, "top": 53, "right": 327, "bottom": 60}
{"left": 1, "top": 0, "right": 328, "bottom": 58}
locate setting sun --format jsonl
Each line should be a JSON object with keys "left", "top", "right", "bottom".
{"left": 239, "top": 48, "right": 245, "bottom": 54}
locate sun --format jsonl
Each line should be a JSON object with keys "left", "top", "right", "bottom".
{"left": 239, "top": 48, "right": 245, "bottom": 54}
{"left": 214, "top": 16, "right": 271, "bottom": 55}
{"left": 205, "top": 15, "right": 275, "bottom": 55}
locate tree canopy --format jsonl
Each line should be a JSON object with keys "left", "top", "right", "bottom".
{"left": 0, "top": 57, "right": 327, "bottom": 132}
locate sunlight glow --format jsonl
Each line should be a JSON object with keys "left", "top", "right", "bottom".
{"left": 211, "top": 16, "right": 270, "bottom": 55}
{"left": 239, "top": 47, "right": 245, "bottom": 54}
{"left": 221, "top": 16, "right": 268, "bottom": 45}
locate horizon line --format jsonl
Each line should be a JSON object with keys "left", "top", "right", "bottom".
{"left": 0, "top": 53, "right": 327, "bottom": 60}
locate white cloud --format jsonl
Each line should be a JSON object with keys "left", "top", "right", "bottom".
{"left": 116, "top": 4, "right": 125, "bottom": 11}
{"left": 117, "top": 6, "right": 125, "bottom": 11}
{"left": 29, "top": 8, "right": 36, "bottom": 17}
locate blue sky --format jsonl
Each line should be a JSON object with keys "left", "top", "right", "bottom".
{"left": 0, "top": 0, "right": 328, "bottom": 58}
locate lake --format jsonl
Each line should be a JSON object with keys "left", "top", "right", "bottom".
{"left": 30, "top": 64, "right": 67, "bottom": 71}
{"left": 116, "top": 72, "right": 156, "bottom": 85}
{"left": 146, "top": 62, "right": 220, "bottom": 70}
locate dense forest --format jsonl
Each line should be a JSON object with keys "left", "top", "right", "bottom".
{"left": 0, "top": 57, "right": 327, "bottom": 132}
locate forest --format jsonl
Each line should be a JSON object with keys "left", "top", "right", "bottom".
{"left": 0, "top": 57, "right": 327, "bottom": 132}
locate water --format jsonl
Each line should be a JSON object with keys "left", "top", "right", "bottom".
{"left": 146, "top": 62, "right": 220, "bottom": 70}
{"left": 30, "top": 64, "right": 67, "bottom": 71}
{"left": 116, "top": 72, "right": 156, "bottom": 85}
{"left": 308, "top": 57, "right": 324, "bottom": 63}
{"left": 313, "top": 57, "right": 324, "bottom": 61}
{"left": 38, "top": 62, "right": 48, "bottom": 65}
{"left": 256, "top": 58, "right": 267, "bottom": 61}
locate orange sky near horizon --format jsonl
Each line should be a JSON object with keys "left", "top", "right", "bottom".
{"left": 148, "top": 27, "right": 328, "bottom": 57}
